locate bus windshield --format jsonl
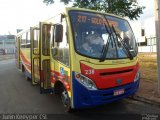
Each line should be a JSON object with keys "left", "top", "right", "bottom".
{"left": 69, "top": 11, "right": 137, "bottom": 60}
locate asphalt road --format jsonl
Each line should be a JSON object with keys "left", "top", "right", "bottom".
{"left": 0, "top": 59, "right": 160, "bottom": 119}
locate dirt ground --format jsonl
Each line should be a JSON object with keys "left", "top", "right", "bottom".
{"left": 136, "top": 52, "right": 160, "bottom": 104}
{"left": 135, "top": 79, "right": 160, "bottom": 104}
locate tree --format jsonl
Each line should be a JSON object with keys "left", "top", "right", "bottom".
{"left": 43, "top": 0, "right": 145, "bottom": 20}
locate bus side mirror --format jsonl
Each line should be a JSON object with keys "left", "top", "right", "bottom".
{"left": 53, "top": 24, "right": 63, "bottom": 43}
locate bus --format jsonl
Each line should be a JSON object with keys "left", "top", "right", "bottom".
{"left": 16, "top": 7, "right": 140, "bottom": 111}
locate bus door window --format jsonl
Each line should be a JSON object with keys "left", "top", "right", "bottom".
{"left": 33, "top": 29, "right": 39, "bottom": 55}
{"left": 42, "top": 24, "right": 51, "bottom": 56}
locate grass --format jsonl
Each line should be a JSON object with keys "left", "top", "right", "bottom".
{"left": 138, "top": 53, "right": 157, "bottom": 82}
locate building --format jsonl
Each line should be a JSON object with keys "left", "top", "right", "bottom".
{"left": 129, "top": 16, "right": 156, "bottom": 53}
{"left": 0, "top": 35, "right": 15, "bottom": 54}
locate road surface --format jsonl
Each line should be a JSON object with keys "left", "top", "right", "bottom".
{"left": 0, "top": 59, "right": 160, "bottom": 119}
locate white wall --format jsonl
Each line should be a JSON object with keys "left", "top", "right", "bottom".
{"left": 138, "top": 45, "right": 157, "bottom": 52}
{"left": 144, "top": 17, "right": 156, "bottom": 38}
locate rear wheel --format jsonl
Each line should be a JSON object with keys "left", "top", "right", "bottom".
{"left": 24, "top": 67, "right": 31, "bottom": 81}
{"left": 25, "top": 75, "right": 31, "bottom": 81}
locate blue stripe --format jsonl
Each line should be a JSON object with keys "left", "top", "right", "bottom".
{"left": 72, "top": 72, "right": 139, "bottom": 109}
{"left": 20, "top": 61, "right": 31, "bottom": 79}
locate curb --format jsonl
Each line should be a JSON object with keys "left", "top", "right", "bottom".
{"left": 0, "top": 55, "right": 15, "bottom": 61}
{"left": 130, "top": 95, "right": 160, "bottom": 107}
{"left": 0, "top": 58, "right": 14, "bottom": 61}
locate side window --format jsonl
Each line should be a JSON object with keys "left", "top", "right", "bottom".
{"left": 26, "top": 32, "right": 31, "bottom": 48}
{"left": 21, "top": 33, "right": 26, "bottom": 48}
{"left": 54, "top": 19, "right": 70, "bottom": 66}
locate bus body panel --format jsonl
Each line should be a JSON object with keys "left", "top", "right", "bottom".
{"left": 50, "top": 60, "right": 71, "bottom": 97}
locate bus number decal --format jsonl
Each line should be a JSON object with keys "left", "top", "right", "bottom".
{"left": 85, "top": 69, "right": 94, "bottom": 75}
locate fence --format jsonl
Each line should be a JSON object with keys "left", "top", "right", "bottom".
{"left": 0, "top": 48, "right": 15, "bottom": 55}
{"left": 138, "top": 36, "right": 157, "bottom": 53}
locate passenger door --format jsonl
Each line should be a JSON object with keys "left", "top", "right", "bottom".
{"left": 31, "top": 27, "right": 40, "bottom": 85}
{"left": 39, "top": 22, "right": 52, "bottom": 93}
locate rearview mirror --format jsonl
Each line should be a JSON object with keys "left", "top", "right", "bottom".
{"left": 129, "top": 49, "right": 135, "bottom": 56}
{"left": 53, "top": 24, "right": 63, "bottom": 43}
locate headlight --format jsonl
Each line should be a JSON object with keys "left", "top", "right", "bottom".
{"left": 134, "top": 69, "right": 140, "bottom": 82}
{"left": 75, "top": 72, "right": 97, "bottom": 90}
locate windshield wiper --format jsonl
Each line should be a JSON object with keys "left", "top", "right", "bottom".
{"left": 99, "top": 22, "right": 111, "bottom": 62}
{"left": 99, "top": 16, "right": 118, "bottom": 62}
{"left": 99, "top": 33, "right": 111, "bottom": 62}
{"left": 111, "top": 25, "right": 133, "bottom": 60}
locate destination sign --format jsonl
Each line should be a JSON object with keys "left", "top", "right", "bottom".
{"left": 77, "top": 15, "right": 118, "bottom": 27}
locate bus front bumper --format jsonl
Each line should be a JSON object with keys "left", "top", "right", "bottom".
{"left": 72, "top": 72, "right": 140, "bottom": 109}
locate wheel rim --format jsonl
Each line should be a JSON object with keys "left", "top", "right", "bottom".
{"left": 61, "top": 90, "right": 70, "bottom": 108}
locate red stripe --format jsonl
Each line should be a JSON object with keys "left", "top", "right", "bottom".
{"left": 20, "top": 50, "right": 31, "bottom": 71}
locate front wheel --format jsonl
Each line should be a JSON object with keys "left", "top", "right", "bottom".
{"left": 61, "top": 87, "right": 72, "bottom": 112}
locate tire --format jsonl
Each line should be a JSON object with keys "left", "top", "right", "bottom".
{"left": 61, "top": 87, "right": 72, "bottom": 112}
{"left": 25, "top": 75, "right": 31, "bottom": 81}
{"left": 24, "top": 68, "right": 31, "bottom": 81}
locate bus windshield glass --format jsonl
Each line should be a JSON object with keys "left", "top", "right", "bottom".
{"left": 69, "top": 11, "right": 137, "bottom": 59}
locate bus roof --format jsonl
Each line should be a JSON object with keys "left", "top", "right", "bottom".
{"left": 64, "top": 7, "right": 126, "bottom": 21}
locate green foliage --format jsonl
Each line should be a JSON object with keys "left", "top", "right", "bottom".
{"left": 43, "top": 0, "right": 54, "bottom": 5}
{"left": 43, "top": 0, "right": 145, "bottom": 20}
{"left": 60, "top": 0, "right": 72, "bottom": 5}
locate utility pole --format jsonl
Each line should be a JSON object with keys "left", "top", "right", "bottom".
{"left": 155, "top": 0, "right": 160, "bottom": 93}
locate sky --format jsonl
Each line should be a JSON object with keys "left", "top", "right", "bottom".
{"left": 0, "top": 0, "right": 154, "bottom": 35}
{"left": 138, "top": 0, "right": 154, "bottom": 21}
{"left": 0, "top": 0, "right": 68, "bottom": 35}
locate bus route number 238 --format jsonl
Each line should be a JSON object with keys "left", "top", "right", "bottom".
{"left": 85, "top": 69, "right": 95, "bottom": 75}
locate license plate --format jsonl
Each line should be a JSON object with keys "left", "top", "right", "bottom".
{"left": 114, "top": 89, "right": 124, "bottom": 96}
